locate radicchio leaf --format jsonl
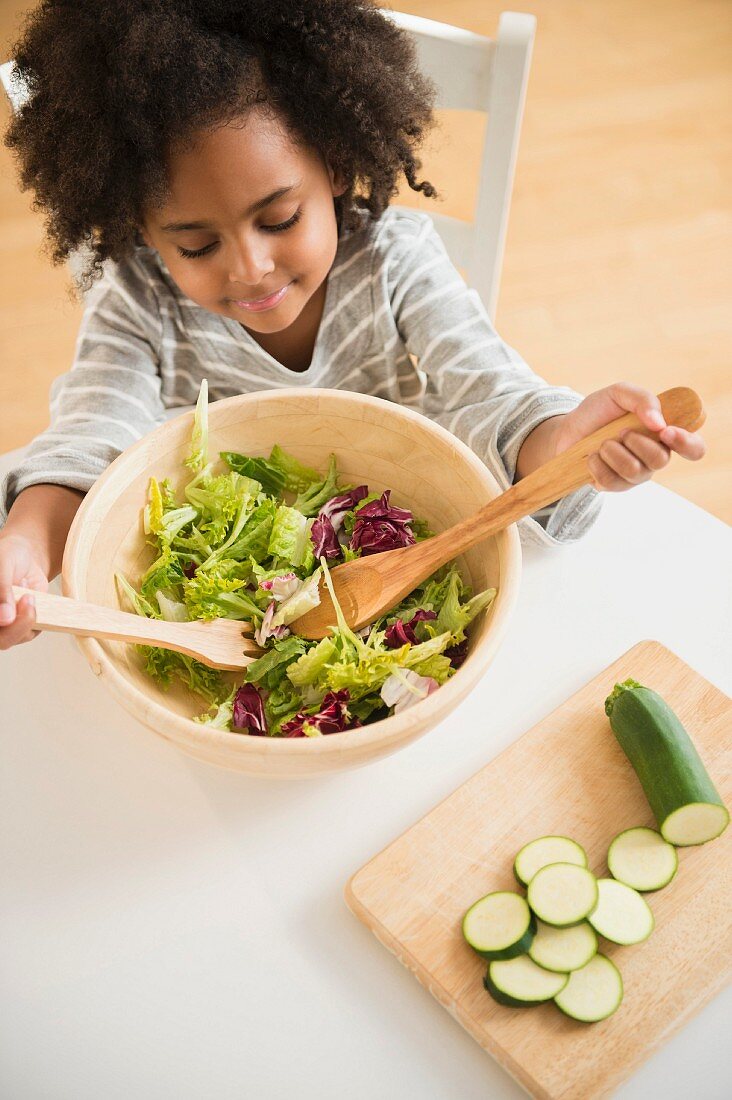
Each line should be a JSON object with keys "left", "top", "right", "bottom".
{"left": 232, "top": 683, "right": 268, "bottom": 735}
{"left": 254, "top": 600, "right": 277, "bottom": 647}
{"left": 444, "top": 639, "right": 469, "bottom": 668}
{"left": 380, "top": 670, "right": 438, "bottom": 713}
{"left": 310, "top": 514, "right": 341, "bottom": 561}
{"left": 259, "top": 572, "right": 299, "bottom": 601}
{"left": 384, "top": 608, "right": 437, "bottom": 648}
{"left": 280, "top": 689, "right": 361, "bottom": 738}
{"left": 349, "top": 490, "right": 415, "bottom": 556}
{"left": 319, "top": 485, "right": 369, "bottom": 533}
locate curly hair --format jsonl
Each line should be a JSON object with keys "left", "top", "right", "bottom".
{"left": 4, "top": 0, "right": 437, "bottom": 288}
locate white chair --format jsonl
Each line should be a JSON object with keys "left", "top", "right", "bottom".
{"left": 2, "top": 10, "right": 535, "bottom": 316}
{"left": 387, "top": 10, "right": 536, "bottom": 317}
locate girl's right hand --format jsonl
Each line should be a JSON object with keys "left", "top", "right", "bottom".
{"left": 0, "top": 533, "right": 49, "bottom": 649}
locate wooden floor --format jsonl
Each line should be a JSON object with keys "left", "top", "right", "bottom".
{"left": 1, "top": 0, "right": 730, "bottom": 521}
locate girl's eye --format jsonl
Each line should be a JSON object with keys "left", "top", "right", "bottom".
{"left": 177, "top": 242, "right": 218, "bottom": 259}
{"left": 261, "top": 209, "right": 302, "bottom": 234}
{"left": 175, "top": 209, "right": 301, "bottom": 258}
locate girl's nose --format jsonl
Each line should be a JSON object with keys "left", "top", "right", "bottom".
{"left": 227, "top": 234, "right": 275, "bottom": 288}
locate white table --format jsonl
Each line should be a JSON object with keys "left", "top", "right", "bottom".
{"left": 1, "top": 460, "right": 730, "bottom": 1100}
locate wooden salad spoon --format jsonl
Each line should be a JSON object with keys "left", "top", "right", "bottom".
{"left": 10, "top": 586, "right": 262, "bottom": 671}
{"left": 292, "top": 386, "right": 705, "bottom": 640}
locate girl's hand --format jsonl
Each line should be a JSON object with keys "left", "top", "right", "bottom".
{"left": 552, "top": 382, "right": 706, "bottom": 491}
{"left": 0, "top": 533, "right": 49, "bottom": 649}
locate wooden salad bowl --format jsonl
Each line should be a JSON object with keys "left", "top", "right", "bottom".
{"left": 62, "top": 389, "right": 521, "bottom": 777}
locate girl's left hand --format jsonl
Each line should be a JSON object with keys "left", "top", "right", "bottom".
{"left": 553, "top": 382, "right": 706, "bottom": 491}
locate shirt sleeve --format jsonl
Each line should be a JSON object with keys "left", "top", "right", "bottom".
{"left": 0, "top": 253, "right": 166, "bottom": 526}
{"left": 380, "top": 213, "right": 601, "bottom": 546}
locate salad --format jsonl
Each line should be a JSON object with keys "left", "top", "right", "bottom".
{"left": 117, "top": 382, "right": 497, "bottom": 736}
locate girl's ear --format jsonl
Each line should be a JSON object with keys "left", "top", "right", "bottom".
{"left": 327, "top": 162, "right": 349, "bottom": 198}
{"left": 138, "top": 225, "right": 153, "bottom": 248}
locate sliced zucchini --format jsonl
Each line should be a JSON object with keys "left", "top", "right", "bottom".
{"left": 607, "top": 827, "right": 678, "bottom": 891}
{"left": 513, "top": 836, "right": 588, "bottom": 886}
{"left": 462, "top": 892, "right": 536, "bottom": 960}
{"left": 663, "top": 803, "right": 729, "bottom": 847}
{"left": 484, "top": 955, "right": 568, "bottom": 1007}
{"left": 527, "top": 863, "right": 598, "bottom": 927}
{"left": 554, "top": 954, "right": 623, "bottom": 1022}
{"left": 588, "top": 878, "right": 654, "bottom": 945}
{"left": 528, "top": 919, "right": 598, "bottom": 973}
{"left": 605, "top": 680, "right": 729, "bottom": 846}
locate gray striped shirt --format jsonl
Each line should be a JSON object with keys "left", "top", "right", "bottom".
{"left": 1, "top": 207, "right": 600, "bottom": 542}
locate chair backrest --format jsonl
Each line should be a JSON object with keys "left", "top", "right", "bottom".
{"left": 386, "top": 10, "right": 536, "bottom": 318}
{"left": 0, "top": 60, "right": 23, "bottom": 109}
{"left": 2, "top": 10, "right": 536, "bottom": 316}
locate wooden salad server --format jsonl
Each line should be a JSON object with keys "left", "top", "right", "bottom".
{"left": 10, "top": 586, "right": 263, "bottom": 670}
{"left": 292, "top": 386, "right": 705, "bottom": 640}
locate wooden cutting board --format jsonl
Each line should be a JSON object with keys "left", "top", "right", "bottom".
{"left": 345, "top": 641, "right": 732, "bottom": 1100}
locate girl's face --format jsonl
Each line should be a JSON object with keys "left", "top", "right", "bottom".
{"left": 141, "top": 110, "right": 345, "bottom": 335}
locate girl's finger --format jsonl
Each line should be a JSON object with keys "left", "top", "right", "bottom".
{"left": 659, "top": 426, "right": 706, "bottom": 460}
{"left": 0, "top": 594, "right": 37, "bottom": 650}
{"left": 620, "top": 431, "right": 671, "bottom": 472}
{"left": 587, "top": 452, "right": 631, "bottom": 492}
{"left": 598, "top": 439, "right": 650, "bottom": 485}
{"left": 0, "top": 569, "right": 17, "bottom": 626}
{"left": 608, "top": 382, "right": 665, "bottom": 432}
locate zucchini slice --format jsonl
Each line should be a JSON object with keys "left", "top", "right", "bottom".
{"left": 554, "top": 954, "right": 623, "bottom": 1022}
{"left": 588, "top": 878, "right": 654, "bottom": 944}
{"left": 527, "top": 863, "right": 599, "bottom": 927}
{"left": 484, "top": 955, "right": 568, "bottom": 1007}
{"left": 528, "top": 919, "right": 598, "bottom": 973}
{"left": 462, "top": 892, "right": 536, "bottom": 960}
{"left": 513, "top": 836, "right": 588, "bottom": 886}
{"left": 607, "top": 826, "right": 678, "bottom": 891}
{"left": 605, "top": 680, "right": 729, "bottom": 846}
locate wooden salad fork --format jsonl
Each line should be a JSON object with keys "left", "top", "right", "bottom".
{"left": 292, "top": 387, "right": 705, "bottom": 640}
{"left": 10, "top": 586, "right": 263, "bottom": 670}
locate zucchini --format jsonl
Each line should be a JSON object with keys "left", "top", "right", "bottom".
{"left": 554, "top": 954, "right": 623, "bottom": 1022}
{"left": 462, "top": 892, "right": 536, "bottom": 960}
{"left": 527, "top": 863, "right": 598, "bottom": 927}
{"left": 588, "top": 878, "right": 654, "bottom": 945}
{"left": 484, "top": 955, "right": 568, "bottom": 1007}
{"left": 607, "top": 826, "right": 678, "bottom": 891}
{"left": 513, "top": 836, "right": 588, "bottom": 886}
{"left": 528, "top": 919, "right": 598, "bottom": 973}
{"left": 605, "top": 680, "right": 729, "bottom": 846}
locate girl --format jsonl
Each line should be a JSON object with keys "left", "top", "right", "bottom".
{"left": 0, "top": 0, "right": 704, "bottom": 650}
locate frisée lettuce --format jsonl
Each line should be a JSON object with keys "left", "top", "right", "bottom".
{"left": 116, "top": 381, "right": 497, "bottom": 736}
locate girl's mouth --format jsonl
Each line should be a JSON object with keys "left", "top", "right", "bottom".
{"left": 229, "top": 282, "right": 292, "bottom": 313}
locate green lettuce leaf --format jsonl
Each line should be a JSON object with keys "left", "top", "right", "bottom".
{"left": 220, "top": 451, "right": 285, "bottom": 496}
{"left": 411, "top": 653, "right": 453, "bottom": 684}
{"left": 185, "top": 378, "right": 209, "bottom": 472}
{"left": 142, "top": 645, "right": 224, "bottom": 702}
{"left": 245, "top": 635, "right": 308, "bottom": 683}
{"left": 264, "top": 680, "right": 305, "bottom": 735}
{"left": 220, "top": 499, "right": 277, "bottom": 563}
{"left": 268, "top": 505, "right": 310, "bottom": 567}
{"left": 349, "top": 694, "right": 389, "bottom": 722}
{"left": 293, "top": 454, "right": 339, "bottom": 516}
{"left": 286, "top": 636, "right": 337, "bottom": 687}
{"left": 435, "top": 572, "right": 496, "bottom": 639}
{"left": 186, "top": 471, "right": 261, "bottom": 544}
{"left": 116, "top": 572, "right": 160, "bottom": 619}
{"left": 194, "top": 687, "right": 236, "bottom": 728}
{"left": 268, "top": 444, "right": 321, "bottom": 493}
{"left": 183, "top": 566, "right": 263, "bottom": 622}
{"left": 139, "top": 545, "right": 185, "bottom": 603}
